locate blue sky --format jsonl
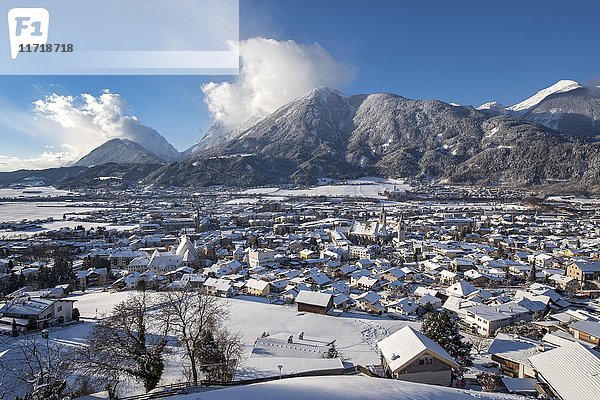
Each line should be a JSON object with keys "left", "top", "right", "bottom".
{"left": 0, "top": 0, "right": 599, "bottom": 168}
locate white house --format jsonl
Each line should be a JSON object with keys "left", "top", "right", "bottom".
{"left": 377, "top": 326, "right": 459, "bottom": 386}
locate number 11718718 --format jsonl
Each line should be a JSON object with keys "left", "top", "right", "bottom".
{"left": 18, "top": 43, "right": 74, "bottom": 53}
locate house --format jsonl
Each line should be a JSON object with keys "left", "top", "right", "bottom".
{"left": 446, "top": 280, "right": 477, "bottom": 298}
{"left": 417, "top": 294, "right": 442, "bottom": 309}
{"left": 203, "top": 277, "right": 237, "bottom": 297}
{"left": 245, "top": 278, "right": 271, "bottom": 297}
{"left": 566, "top": 260, "right": 600, "bottom": 285}
{"left": 488, "top": 333, "right": 545, "bottom": 378}
{"left": 529, "top": 253, "right": 554, "bottom": 269}
{"left": 354, "top": 291, "right": 384, "bottom": 315}
{"left": 439, "top": 269, "right": 459, "bottom": 286}
{"left": 464, "top": 269, "right": 492, "bottom": 287}
{"left": 296, "top": 290, "right": 333, "bottom": 315}
{"left": 180, "top": 273, "right": 206, "bottom": 289}
{"left": 568, "top": 320, "right": 600, "bottom": 348}
{"left": 349, "top": 245, "right": 376, "bottom": 260}
{"left": 461, "top": 305, "right": 512, "bottom": 337}
{"left": 299, "top": 249, "right": 319, "bottom": 260}
{"left": 528, "top": 342, "right": 600, "bottom": 400}
{"left": 386, "top": 297, "right": 418, "bottom": 317}
{"left": 354, "top": 275, "right": 381, "bottom": 291}
{"left": 381, "top": 267, "right": 406, "bottom": 283}
{"left": 450, "top": 258, "right": 476, "bottom": 273}
{"left": 108, "top": 249, "right": 147, "bottom": 268}
{"left": 78, "top": 267, "right": 108, "bottom": 289}
{"left": 248, "top": 249, "right": 276, "bottom": 268}
{"left": 0, "top": 297, "right": 75, "bottom": 331}
{"left": 377, "top": 326, "right": 459, "bottom": 386}
{"left": 146, "top": 250, "right": 184, "bottom": 274}
{"left": 548, "top": 274, "right": 578, "bottom": 291}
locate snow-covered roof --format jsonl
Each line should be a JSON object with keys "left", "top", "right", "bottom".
{"left": 377, "top": 326, "right": 459, "bottom": 373}
{"left": 446, "top": 280, "right": 477, "bottom": 298}
{"left": 169, "top": 375, "right": 523, "bottom": 400}
{"left": 501, "top": 377, "right": 537, "bottom": 393}
{"left": 488, "top": 333, "right": 547, "bottom": 364}
{"left": 246, "top": 278, "right": 270, "bottom": 291}
{"left": 569, "top": 320, "right": 600, "bottom": 337}
{"left": 296, "top": 290, "right": 332, "bottom": 307}
{"left": 528, "top": 342, "right": 600, "bottom": 400}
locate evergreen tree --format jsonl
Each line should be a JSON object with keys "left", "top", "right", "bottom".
{"left": 12, "top": 318, "right": 19, "bottom": 337}
{"left": 421, "top": 311, "right": 473, "bottom": 370}
{"left": 197, "top": 329, "right": 225, "bottom": 381}
{"left": 528, "top": 264, "right": 537, "bottom": 283}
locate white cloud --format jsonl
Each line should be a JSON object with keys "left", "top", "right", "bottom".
{"left": 202, "top": 37, "right": 354, "bottom": 126}
{"left": 32, "top": 91, "right": 179, "bottom": 161}
{"left": 0, "top": 147, "right": 79, "bottom": 172}
{"left": 0, "top": 90, "right": 179, "bottom": 171}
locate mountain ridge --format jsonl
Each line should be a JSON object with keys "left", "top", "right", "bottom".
{"left": 145, "top": 85, "right": 600, "bottom": 192}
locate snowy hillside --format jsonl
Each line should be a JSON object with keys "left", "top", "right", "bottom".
{"left": 73, "top": 138, "right": 165, "bottom": 167}
{"left": 507, "top": 79, "right": 582, "bottom": 112}
{"left": 476, "top": 101, "right": 507, "bottom": 113}
{"left": 169, "top": 376, "right": 521, "bottom": 400}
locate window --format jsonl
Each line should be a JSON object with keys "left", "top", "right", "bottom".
{"left": 419, "top": 358, "right": 425, "bottom": 365}
{"left": 427, "top": 357, "right": 433, "bottom": 364}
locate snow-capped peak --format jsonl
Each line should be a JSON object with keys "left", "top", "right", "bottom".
{"left": 507, "top": 79, "right": 582, "bottom": 112}
{"left": 476, "top": 101, "right": 506, "bottom": 111}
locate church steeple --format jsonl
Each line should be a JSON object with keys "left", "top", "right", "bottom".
{"left": 379, "top": 206, "right": 387, "bottom": 226}
{"left": 397, "top": 213, "right": 405, "bottom": 241}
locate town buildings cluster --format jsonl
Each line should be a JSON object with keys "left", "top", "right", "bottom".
{"left": 0, "top": 186, "right": 599, "bottom": 399}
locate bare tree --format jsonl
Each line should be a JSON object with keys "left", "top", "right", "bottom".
{"left": 159, "top": 289, "right": 229, "bottom": 385}
{"left": 478, "top": 372, "right": 503, "bottom": 392}
{"left": 78, "top": 292, "right": 169, "bottom": 393}
{"left": 0, "top": 333, "right": 71, "bottom": 400}
{"left": 469, "top": 336, "right": 491, "bottom": 355}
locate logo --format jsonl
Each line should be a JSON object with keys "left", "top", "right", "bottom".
{"left": 7, "top": 8, "right": 49, "bottom": 59}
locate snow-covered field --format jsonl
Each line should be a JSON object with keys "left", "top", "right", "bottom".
{"left": 0, "top": 290, "right": 415, "bottom": 397}
{"left": 0, "top": 221, "right": 137, "bottom": 239}
{"left": 71, "top": 290, "right": 411, "bottom": 366}
{"left": 0, "top": 202, "right": 106, "bottom": 223}
{"left": 0, "top": 291, "right": 520, "bottom": 399}
{"left": 241, "top": 177, "right": 411, "bottom": 199}
{"left": 0, "top": 187, "right": 75, "bottom": 199}
{"left": 170, "top": 375, "right": 521, "bottom": 400}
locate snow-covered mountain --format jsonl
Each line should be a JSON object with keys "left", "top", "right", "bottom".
{"left": 74, "top": 138, "right": 165, "bottom": 167}
{"left": 476, "top": 101, "right": 508, "bottom": 115}
{"left": 117, "top": 120, "right": 180, "bottom": 161}
{"left": 182, "top": 115, "right": 266, "bottom": 157}
{"left": 519, "top": 85, "right": 600, "bottom": 136}
{"left": 507, "top": 79, "right": 583, "bottom": 113}
{"left": 146, "top": 86, "right": 600, "bottom": 191}
{"left": 477, "top": 80, "right": 583, "bottom": 115}
{"left": 475, "top": 79, "right": 600, "bottom": 137}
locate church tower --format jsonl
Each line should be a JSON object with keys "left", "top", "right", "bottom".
{"left": 379, "top": 206, "right": 387, "bottom": 226}
{"left": 397, "top": 213, "right": 405, "bottom": 241}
